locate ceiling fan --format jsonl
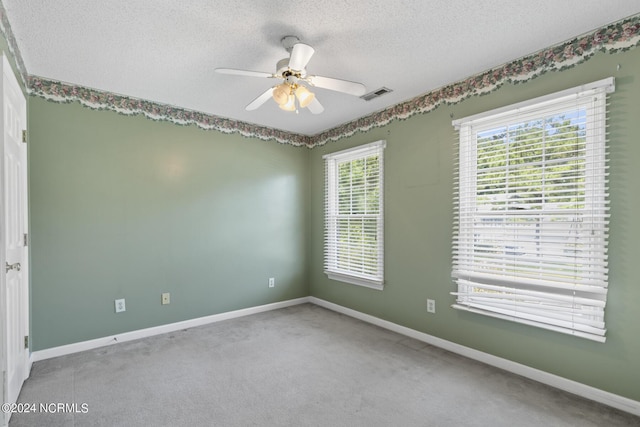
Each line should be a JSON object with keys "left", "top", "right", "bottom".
{"left": 215, "top": 36, "right": 366, "bottom": 114}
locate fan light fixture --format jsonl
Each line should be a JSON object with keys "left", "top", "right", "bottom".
{"left": 272, "top": 82, "right": 315, "bottom": 112}
{"left": 279, "top": 94, "right": 296, "bottom": 111}
{"left": 272, "top": 83, "right": 289, "bottom": 105}
{"left": 295, "top": 85, "right": 314, "bottom": 107}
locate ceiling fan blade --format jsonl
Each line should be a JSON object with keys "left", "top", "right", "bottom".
{"left": 246, "top": 87, "right": 275, "bottom": 111}
{"left": 215, "top": 68, "right": 274, "bottom": 78}
{"left": 288, "top": 43, "right": 315, "bottom": 71}
{"left": 307, "top": 75, "right": 366, "bottom": 96}
{"left": 307, "top": 98, "right": 324, "bottom": 114}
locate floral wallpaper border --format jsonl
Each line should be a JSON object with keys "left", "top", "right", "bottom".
{"left": 27, "top": 76, "right": 313, "bottom": 146}
{"left": 1, "top": 4, "right": 639, "bottom": 148}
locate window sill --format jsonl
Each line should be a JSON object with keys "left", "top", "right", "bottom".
{"left": 325, "top": 271, "right": 384, "bottom": 291}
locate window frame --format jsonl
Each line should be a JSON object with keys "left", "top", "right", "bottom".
{"left": 323, "top": 140, "right": 386, "bottom": 290}
{"left": 451, "top": 78, "right": 614, "bottom": 342}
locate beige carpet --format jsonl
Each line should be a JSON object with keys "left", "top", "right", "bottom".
{"left": 9, "top": 304, "right": 640, "bottom": 426}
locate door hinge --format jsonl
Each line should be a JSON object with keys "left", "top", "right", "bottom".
{"left": 24, "top": 233, "right": 28, "bottom": 247}
{"left": 24, "top": 335, "right": 29, "bottom": 349}
{"left": 22, "top": 129, "right": 27, "bottom": 143}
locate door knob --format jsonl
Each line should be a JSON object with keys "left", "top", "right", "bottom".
{"left": 5, "top": 262, "right": 21, "bottom": 273}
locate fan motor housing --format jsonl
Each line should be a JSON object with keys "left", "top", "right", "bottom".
{"left": 275, "top": 58, "right": 289, "bottom": 75}
{"left": 276, "top": 58, "right": 306, "bottom": 79}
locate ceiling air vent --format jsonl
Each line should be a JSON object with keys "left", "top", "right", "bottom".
{"left": 360, "top": 87, "right": 393, "bottom": 101}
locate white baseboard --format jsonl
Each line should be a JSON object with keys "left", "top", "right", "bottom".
{"left": 29, "top": 295, "right": 639, "bottom": 417}
{"left": 31, "top": 297, "right": 311, "bottom": 362}
{"left": 309, "top": 297, "right": 640, "bottom": 417}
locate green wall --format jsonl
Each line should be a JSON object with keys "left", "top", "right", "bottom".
{"left": 28, "top": 99, "right": 310, "bottom": 350}
{"left": 308, "top": 48, "right": 640, "bottom": 401}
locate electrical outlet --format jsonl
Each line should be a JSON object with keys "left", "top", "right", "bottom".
{"left": 161, "top": 293, "right": 170, "bottom": 305}
{"left": 268, "top": 277, "right": 275, "bottom": 288}
{"left": 427, "top": 299, "right": 436, "bottom": 314}
{"left": 115, "top": 298, "right": 126, "bottom": 313}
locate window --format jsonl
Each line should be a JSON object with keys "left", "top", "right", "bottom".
{"left": 324, "top": 140, "right": 386, "bottom": 290}
{"left": 452, "top": 78, "right": 614, "bottom": 342}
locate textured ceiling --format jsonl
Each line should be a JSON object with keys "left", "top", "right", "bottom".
{"left": 3, "top": 1, "right": 640, "bottom": 135}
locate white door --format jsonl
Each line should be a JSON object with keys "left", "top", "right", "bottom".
{"left": 1, "top": 54, "right": 29, "bottom": 424}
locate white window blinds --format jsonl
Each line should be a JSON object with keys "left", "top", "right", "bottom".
{"left": 324, "top": 140, "right": 386, "bottom": 290}
{"left": 452, "top": 78, "right": 614, "bottom": 342}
